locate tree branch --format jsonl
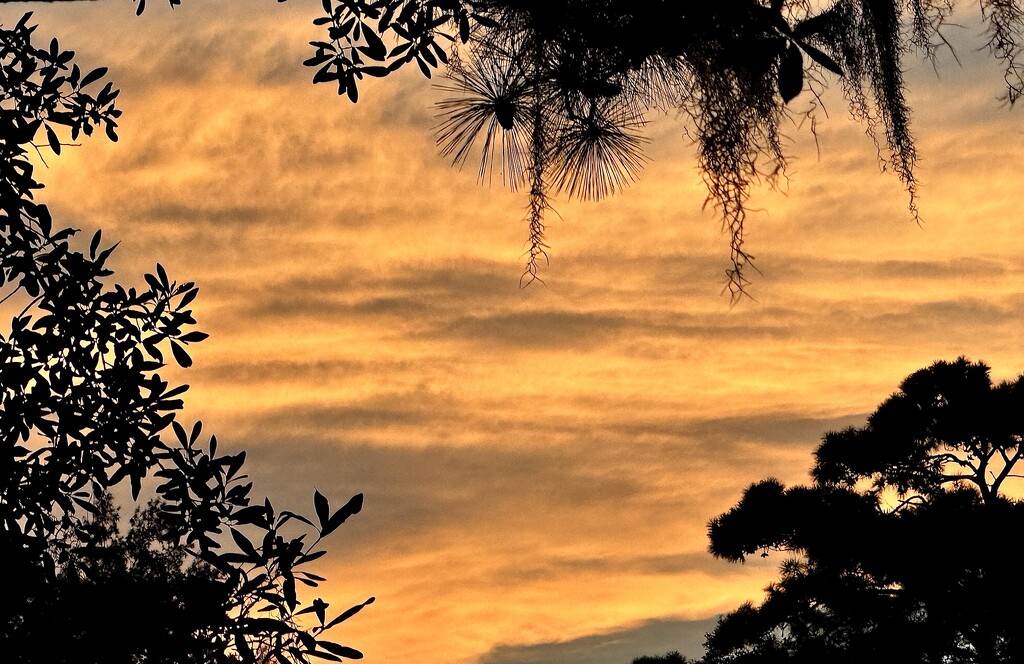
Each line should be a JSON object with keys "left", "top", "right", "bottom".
{"left": 932, "top": 452, "right": 975, "bottom": 471}
{"left": 990, "top": 445, "right": 1024, "bottom": 496}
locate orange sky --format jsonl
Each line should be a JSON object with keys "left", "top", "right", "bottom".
{"left": 8, "top": 2, "right": 1024, "bottom": 663}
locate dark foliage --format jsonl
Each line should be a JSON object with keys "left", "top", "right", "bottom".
{"left": 633, "top": 652, "right": 696, "bottom": 664}
{"left": 6, "top": 492, "right": 235, "bottom": 663}
{"left": 0, "top": 15, "right": 370, "bottom": 663}
{"left": 695, "top": 358, "right": 1024, "bottom": 663}
{"left": 131, "top": 0, "right": 1024, "bottom": 295}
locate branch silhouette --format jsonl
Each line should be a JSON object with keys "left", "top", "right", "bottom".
{"left": 103, "top": 0, "right": 1024, "bottom": 297}
{"left": 26, "top": 1, "right": 1024, "bottom": 296}
{"left": 0, "top": 15, "right": 370, "bottom": 663}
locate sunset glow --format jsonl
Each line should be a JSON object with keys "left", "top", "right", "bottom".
{"left": 7, "top": 2, "right": 1024, "bottom": 663}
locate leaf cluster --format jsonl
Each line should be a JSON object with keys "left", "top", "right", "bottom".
{"left": 0, "top": 16, "right": 370, "bottom": 664}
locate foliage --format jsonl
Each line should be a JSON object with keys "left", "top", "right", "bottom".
{"left": 0, "top": 15, "right": 371, "bottom": 663}
{"left": 632, "top": 652, "right": 696, "bottom": 664}
{"left": 132, "top": 0, "right": 1024, "bottom": 296}
{"left": 6, "top": 491, "right": 234, "bottom": 663}
{"left": 696, "top": 358, "right": 1024, "bottom": 663}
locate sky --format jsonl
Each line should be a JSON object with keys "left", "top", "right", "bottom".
{"left": 7, "top": 2, "right": 1024, "bottom": 663}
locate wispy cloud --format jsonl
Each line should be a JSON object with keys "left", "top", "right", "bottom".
{"left": 478, "top": 617, "right": 718, "bottom": 664}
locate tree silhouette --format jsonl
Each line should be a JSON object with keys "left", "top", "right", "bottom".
{"left": 0, "top": 16, "right": 370, "bottom": 663}
{"left": 121, "top": 0, "right": 1024, "bottom": 295}
{"left": 633, "top": 652, "right": 696, "bottom": 664}
{"left": 642, "top": 359, "right": 1024, "bottom": 663}
{"left": 6, "top": 491, "right": 235, "bottom": 663}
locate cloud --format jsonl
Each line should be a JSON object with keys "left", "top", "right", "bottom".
{"left": 184, "top": 252, "right": 1024, "bottom": 355}
{"left": 208, "top": 404, "right": 850, "bottom": 565}
{"left": 477, "top": 617, "right": 718, "bottom": 664}
{"left": 208, "top": 260, "right": 516, "bottom": 321}
{"left": 444, "top": 310, "right": 635, "bottom": 350}
{"left": 489, "top": 553, "right": 714, "bottom": 584}
{"left": 761, "top": 256, "right": 1016, "bottom": 286}
{"left": 628, "top": 413, "right": 870, "bottom": 448}
{"left": 188, "top": 357, "right": 416, "bottom": 384}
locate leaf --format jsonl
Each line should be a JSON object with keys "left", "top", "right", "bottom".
{"left": 170, "top": 341, "right": 193, "bottom": 368}
{"left": 80, "top": 66, "right": 108, "bottom": 87}
{"left": 793, "top": 9, "right": 836, "bottom": 40}
{"left": 298, "top": 549, "right": 328, "bottom": 565}
{"left": 472, "top": 11, "right": 500, "bottom": 28}
{"left": 314, "top": 489, "right": 330, "bottom": 529}
{"left": 225, "top": 451, "right": 247, "bottom": 479}
{"left": 324, "top": 597, "right": 375, "bottom": 630}
{"left": 388, "top": 42, "right": 413, "bottom": 58}
{"left": 777, "top": 43, "right": 803, "bottom": 104}
{"left": 163, "top": 384, "right": 190, "bottom": 399}
{"left": 361, "top": 23, "right": 387, "bottom": 60}
{"left": 72, "top": 495, "right": 100, "bottom": 514}
{"left": 418, "top": 45, "right": 437, "bottom": 68}
{"left": 284, "top": 577, "right": 297, "bottom": 610}
{"left": 304, "top": 52, "right": 334, "bottom": 68}
{"left": 179, "top": 330, "right": 209, "bottom": 344}
{"left": 97, "top": 241, "right": 119, "bottom": 266}
{"left": 280, "top": 510, "right": 317, "bottom": 528}
{"left": 313, "top": 64, "right": 339, "bottom": 84}
{"left": 45, "top": 125, "right": 61, "bottom": 155}
{"left": 430, "top": 40, "right": 448, "bottom": 65}
{"left": 312, "top": 597, "right": 330, "bottom": 624}
{"left": 89, "top": 229, "right": 102, "bottom": 259}
{"left": 172, "top": 420, "right": 188, "bottom": 445}
{"left": 318, "top": 642, "right": 364, "bottom": 660}
{"left": 178, "top": 287, "right": 199, "bottom": 308}
{"left": 798, "top": 41, "right": 844, "bottom": 76}
{"left": 98, "top": 82, "right": 119, "bottom": 106}
{"left": 233, "top": 505, "right": 269, "bottom": 527}
{"left": 323, "top": 493, "right": 363, "bottom": 536}
{"left": 360, "top": 66, "right": 390, "bottom": 77}
{"left": 231, "top": 528, "right": 260, "bottom": 559}
{"left": 415, "top": 55, "right": 432, "bottom": 78}
{"left": 240, "top": 572, "right": 269, "bottom": 594}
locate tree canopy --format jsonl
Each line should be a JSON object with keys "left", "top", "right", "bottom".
{"left": 125, "top": 0, "right": 1024, "bottom": 295}
{"left": 7, "top": 492, "right": 235, "bottom": 663}
{"left": 0, "top": 16, "right": 371, "bottom": 663}
{"left": 654, "top": 358, "right": 1024, "bottom": 663}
